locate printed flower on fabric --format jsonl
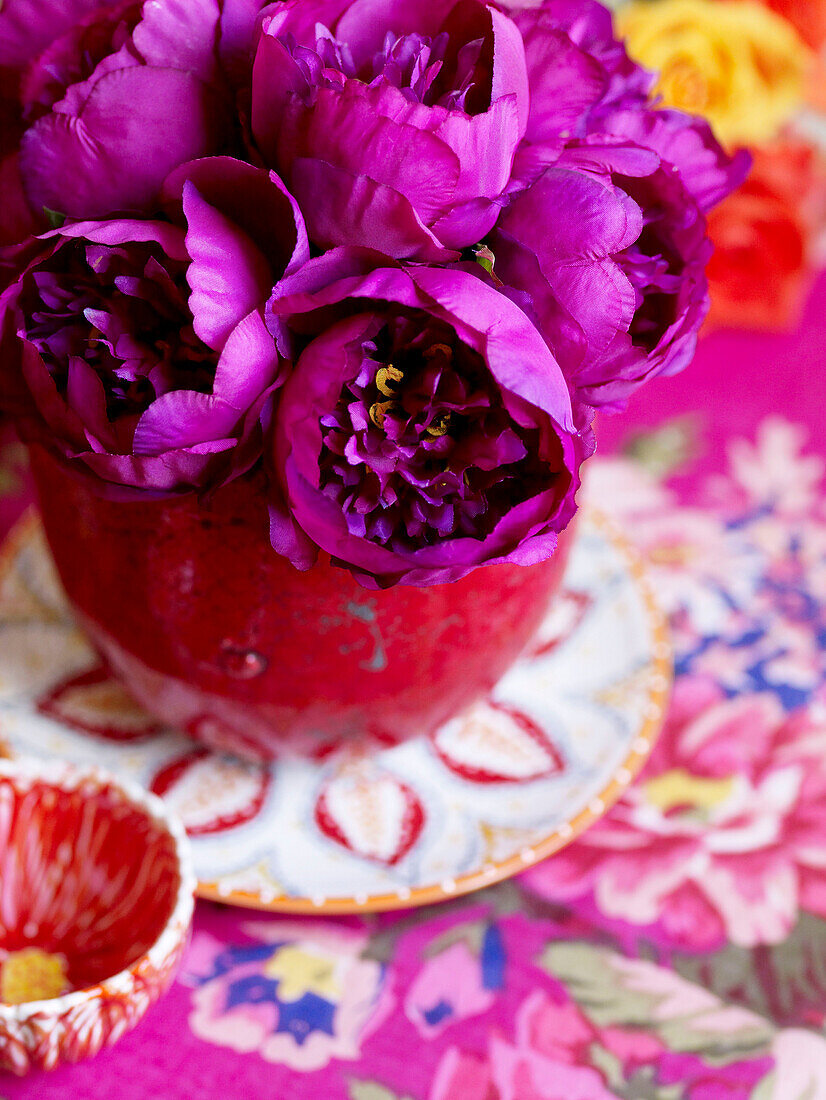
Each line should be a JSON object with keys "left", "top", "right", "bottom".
{"left": 266, "top": 253, "right": 585, "bottom": 587}
{"left": 765, "top": 1029, "right": 826, "bottom": 1098}
{"left": 617, "top": 0, "right": 812, "bottom": 149}
{"left": 13, "top": 0, "right": 242, "bottom": 220}
{"left": 185, "top": 921, "right": 393, "bottom": 1071}
{"left": 0, "top": 157, "right": 308, "bottom": 496}
{"left": 405, "top": 924, "right": 505, "bottom": 1037}
{"left": 250, "top": 0, "right": 531, "bottom": 259}
{"left": 586, "top": 456, "right": 763, "bottom": 640}
{"left": 725, "top": 419, "right": 826, "bottom": 518}
{"left": 429, "top": 987, "right": 668, "bottom": 1100}
{"left": 522, "top": 675, "right": 826, "bottom": 950}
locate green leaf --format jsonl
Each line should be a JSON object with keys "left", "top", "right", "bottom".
{"left": 539, "top": 941, "right": 774, "bottom": 1063}
{"left": 589, "top": 1043, "right": 686, "bottom": 1100}
{"left": 42, "top": 207, "right": 67, "bottom": 229}
{"left": 423, "top": 920, "right": 487, "bottom": 959}
{"left": 473, "top": 244, "right": 495, "bottom": 274}
{"left": 348, "top": 1082, "right": 413, "bottom": 1100}
{"left": 673, "top": 914, "right": 826, "bottom": 1027}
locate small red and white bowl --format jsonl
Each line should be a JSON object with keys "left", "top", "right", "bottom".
{"left": 0, "top": 757, "right": 195, "bottom": 1075}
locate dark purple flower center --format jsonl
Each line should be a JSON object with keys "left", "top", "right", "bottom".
{"left": 280, "top": 24, "right": 490, "bottom": 112}
{"left": 21, "top": 239, "right": 214, "bottom": 435}
{"left": 317, "top": 314, "right": 558, "bottom": 549}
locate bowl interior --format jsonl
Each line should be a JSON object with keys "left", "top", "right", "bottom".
{"left": 0, "top": 773, "right": 181, "bottom": 997}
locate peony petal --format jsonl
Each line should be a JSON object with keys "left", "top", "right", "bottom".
{"left": 181, "top": 180, "right": 273, "bottom": 349}
{"left": 408, "top": 266, "right": 574, "bottom": 427}
{"left": 20, "top": 66, "right": 224, "bottom": 219}
{"left": 133, "top": 390, "right": 241, "bottom": 455}
{"left": 280, "top": 83, "right": 463, "bottom": 224}
{"left": 258, "top": 0, "right": 356, "bottom": 50}
{"left": 290, "top": 158, "right": 451, "bottom": 260}
{"left": 519, "top": 23, "right": 606, "bottom": 146}
{"left": 549, "top": 260, "right": 637, "bottom": 358}
{"left": 250, "top": 32, "right": 312, "bottom": 167}
{"left": 499, "top": 165, "right": 643, "bottom": 262}
{"left": 211, "top": 309, "right": 280, "bottom": 409}
{"left": 601, "top": 107, "right": 752, "bottom": 213}
{"left": 163, "top": 156, "right": 309, "bottom": 278}
{"left": 79, "top": 443, "right": 234, "bottom": 496}
{"left": 132, "top": 0, "right": 221, "bottom": 84}
{"left": 54, "top": 217, "right": 189, "bottom": 261}
{"left": 489, "top": 2, "right": 530, "bottom": 137}
{"left": 267, "top": 496, "right": 319, "bottom": 571}
{"left": 65, "top": 357, "right": 116, "bottom": 447}
{"left": 430, "top": 195, "right": 501, "bottom": 252}
{"left": 0, "top": 0, "right": 111, "bottom": 75}
{"left": 217, "top": 0, "right": 265, "bottom": 82}
{"left": 433, "top": 93, "right": 521, "bottom": 203}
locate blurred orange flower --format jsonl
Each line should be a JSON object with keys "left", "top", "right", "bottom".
{"left": 751, "top": 0, "right": 826, "bottom": 109}
{"left": 705, "top": 142, "right": 826, "bottom": 330}
{"left": 755, "top": 1, "right": 826, "bottom": 50}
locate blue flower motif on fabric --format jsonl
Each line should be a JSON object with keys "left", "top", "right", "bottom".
{"left": 187, "top": 927, "right": 390, "bottom": 1069}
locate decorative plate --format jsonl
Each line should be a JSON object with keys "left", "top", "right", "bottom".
{"left": 0, "top": 508, "right": 670, "bottom": 914}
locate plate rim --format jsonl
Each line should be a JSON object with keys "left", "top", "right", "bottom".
{"left": 0, "top": 506, "right": 671, "bottom": 916}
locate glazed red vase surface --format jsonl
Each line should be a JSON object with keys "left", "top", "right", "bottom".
{"left": 31, "top": 449, "right": 573, "bottom": 760}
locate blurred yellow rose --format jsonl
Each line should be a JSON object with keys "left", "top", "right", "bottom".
{"left": 618, "top": 0, "right": 812, "bottom": 147}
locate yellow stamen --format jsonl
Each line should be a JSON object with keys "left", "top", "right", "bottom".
{"left": 424, "top": 343, "right": 453, "bottom": 361}
{"left": 369, "top": 400, "right": 397, "bottom": 429}
{"left": 375, "top": 364, "right": 404, "bottom": 397}
{"left": 425, "top": 412, "right": 452, "bottom": 438}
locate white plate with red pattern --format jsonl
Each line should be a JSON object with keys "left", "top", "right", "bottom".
{"left": 0, "top": 508, "right": 670, "bottom": 914}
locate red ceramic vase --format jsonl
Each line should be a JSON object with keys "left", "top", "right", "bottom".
{"left": 30, "top": 449, "right": 574, "bottom": 761}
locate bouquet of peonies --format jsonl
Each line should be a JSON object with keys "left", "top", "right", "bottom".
{"left": 0, "top": 0, "right": 746, "bottom": 589}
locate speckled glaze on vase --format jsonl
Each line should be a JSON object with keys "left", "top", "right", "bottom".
{"left": 30, "top": 448, "right": 575, "bottom": 761}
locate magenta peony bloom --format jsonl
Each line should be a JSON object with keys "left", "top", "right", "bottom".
{"left": 0, "top": 157, "right": 308, "bottom": 496}
{"left": 266, "top": 252, "right": 584, "bottom": 587}
{"left": 479, "top": 2, "right": 749, "bottom": 413}
{"left": 491, "top": 138, "right": 720, "bottom": 410}
{"left": 502, "top": 0, "right": 653, "bottom": 154}
{"left": 17, "top": 0, "right": 235, "bottom": 221}
{"left": 250, "top": 0, "right": 530, "bottom": 259}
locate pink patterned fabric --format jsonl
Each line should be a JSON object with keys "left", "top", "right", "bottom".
{"left": 2, "top": 277, "right": 826, "bottom": 1097}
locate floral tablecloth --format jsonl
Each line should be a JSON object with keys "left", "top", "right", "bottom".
{"left": 3, "top": 277, "right": 826, "bottom": 1099}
